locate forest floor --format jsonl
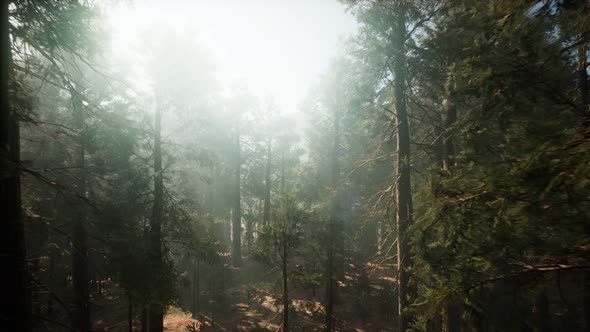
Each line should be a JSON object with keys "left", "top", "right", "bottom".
{"left": 89, "top": 257, "right": 397, "bottom": 331}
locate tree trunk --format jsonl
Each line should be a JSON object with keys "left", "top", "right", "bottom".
{"left": 71, "top": 89, "right": 90, "bottom": 332}
{"left": 325, "top": 107, "right": 341, "bottom": 332}
{"left": 392, "top": 4, "right": 413, "bottom": 332}
{"left": 536, "top": 286, "right": 550, "bottom": 332}
{"left": 433, "top": 112, "right": 444, "bottom": 171}
{"left": 232, "top": 127, "right": 242, "bottom": 267}
{"left": 441, "top": 74, "right": 461, "bottom": 332}
{"left": 192, "top": 258, "right": 199, "bottom": 318}
{"left": 246, "top": 213, "right": 253, "bottom": 256}
{"left": 581, "top": 46, "right": 590, "bottom": 332}
{"left": 263, "top": 139, "right": 271, "bottom": 226}
{"left": 141, "top": 308, "right": 148, "bottom": 332}
{"left": 0, "top": 1, "right": 30, "bottom": 330}
{"left": 325, "top": 228, "right": 334, "bottom": 332}
{"left": 441, "top": 300, "right": 460, "bottom": 332}
{"left": 442, "top": 101, "right": 456, "bottom": 171}
{"left": 578, "top": 44, "right": 588, "bottom": 110}
{"left": 578, "top": 7, "right": 590, "bottom": 330}
{"left": 128, "top": 294, "right": 133, "bottom": 332}
{"left": 282, "top": 236, "right": 289, "bottom": 332}
{"left": 280, "top": 151, "right": 285, "bottom": 194}
{"left": 149, "top": 100, "right": 164, "bottom": 332}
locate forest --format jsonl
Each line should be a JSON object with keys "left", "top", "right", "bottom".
{"left": 1, "top": 0, "right": 589, "bottom": 331}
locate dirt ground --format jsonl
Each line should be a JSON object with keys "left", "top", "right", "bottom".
{"left": 89, "top": 257, "right": 397, "bottom": 331}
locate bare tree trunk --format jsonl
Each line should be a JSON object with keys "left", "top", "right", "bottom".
{"left": 392, "top": 4, "right": 413, "bottom": 331}
{"left": 232, "top": 127, "right": 242, "bottom": 267}
{"left": 0, "top": 1, "right": 30, "bottom": 330}
{"left": 263, "top": 139, "right": 271, "bottom": 226}
{"left": 148, "top": 100, "right": 164, "bottom": 332}
{"left": 282, "top": 236, "right": 289, "bottom": 332}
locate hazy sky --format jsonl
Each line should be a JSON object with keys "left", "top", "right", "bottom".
{"left": 107, "top": 0, "right": 358, "bottom": 115}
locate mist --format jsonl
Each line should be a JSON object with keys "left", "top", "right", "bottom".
{"left": 1, "top": 1, "right": 590, "bottom": 332}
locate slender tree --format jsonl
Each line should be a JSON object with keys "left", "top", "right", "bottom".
{"left": 148, "top": 98, "right": 165, "bottom": 332}
{"left": 263, "top": 138, "right": 272, "bottom": 226}
{"left": 71, "top": 89, "right": 90, "bottom": 332}
{"left": 391, "top": 3, "right": 413, "bottom": 331}
{"left": 232, "top": 125, "right": 242, "bottom": 267}
{"left": 325, "top": 105, "right": 341, "bottom": 332}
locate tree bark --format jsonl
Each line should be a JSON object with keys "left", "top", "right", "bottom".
{"left": 0, "top": 1, "right": 31, "bottom": 330}
{"left": 578, "top": 5, "right": 590, "bottom": 329}
{"left": 578, "top": 44, "right": 588, "bottom": 110}
{"left": 392, "top": 4, "right": 413, "bottom": 332}
{"left": 232, "top": 127, "right": 242, "bottom": 267}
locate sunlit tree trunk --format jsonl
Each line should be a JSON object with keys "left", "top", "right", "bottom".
{"left": 263, "top": 138, "right": 271, "bottom": 226}
{"left": 0, "top": 1, "right": 31, "bottom": 330}
{"left": 71, "top": 90, "right": 90, "bottom": 332}
{"left": 392, "top": 4, "right": 413, "bottom": 331}
{"left": 148, "top": 100, "right": 164, "bottom": 332}
{"left": 232, "top": 127, "right": 242, "bottom": 267}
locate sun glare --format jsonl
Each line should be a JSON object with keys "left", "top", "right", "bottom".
{"left": 106, "top": 0, "right": 357, "bottom": 117}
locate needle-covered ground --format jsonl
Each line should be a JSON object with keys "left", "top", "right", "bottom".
{"left": 89, "top": 257, "right": 397, "bottom": 331}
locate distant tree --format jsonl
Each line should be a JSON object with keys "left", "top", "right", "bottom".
{"left": 254, "top": 194, "right": 306, "bottom": 332}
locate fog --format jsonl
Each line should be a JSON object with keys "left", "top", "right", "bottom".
{"left": 2, "top": 1, "right": 590, "bottom": 331}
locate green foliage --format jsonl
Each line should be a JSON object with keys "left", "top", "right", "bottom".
{"left": 11, "top": 0, "right": 590, "bottom": 330}
{"left": 253, "top": 194, "right": 306, "bottom": 265}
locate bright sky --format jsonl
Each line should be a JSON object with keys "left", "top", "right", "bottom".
{"left": 106, "top": 0, "right": 357, "bottom": 115}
